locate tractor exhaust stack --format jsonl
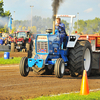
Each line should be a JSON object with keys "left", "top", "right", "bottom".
{"left": 53, "top": 15, "right": 56, "bottom": 35}
{"left": 53, "top": 20, "right": 55, "bottom": 35}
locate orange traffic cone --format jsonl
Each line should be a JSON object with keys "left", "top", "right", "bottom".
{"left": 80, "top": 70, "right": 89, "bottom": 95}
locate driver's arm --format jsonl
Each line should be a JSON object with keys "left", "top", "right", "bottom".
{"left": 56, "top": 23, "right": 65, "bottom": 32}
{"left": 59, "top": 23, "right": 65, "bottom": 30}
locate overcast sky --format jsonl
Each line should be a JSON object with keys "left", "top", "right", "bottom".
{"left": 3, "top": 0, "right": 100, "bottom": 22}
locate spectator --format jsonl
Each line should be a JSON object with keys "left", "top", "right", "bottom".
{"left": 0, "top": 38, "right": 3, "bottom": 45}
{"left": 3, "top": 37, "right": 8, "bottom": 45}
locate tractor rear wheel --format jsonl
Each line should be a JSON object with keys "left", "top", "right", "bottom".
{"left": 11, "top": 43, "right": 15, "bottom": 52}
{"left": 19, "top": 57, "right": 29, "bottom": 77}
{"left": 27, "top": 50, "right": 32, "bottom": 58}
{"left": 26, "top": 43, "right": 30, "bottom": 51}
{"left": 15, "top": 49, "right": 19, "bottom": 52}
{"left": 68, "top": 40, "right": 92, "bottom": 77}
{"left": 54, "top": 58, "right": 65, "bottom": 78}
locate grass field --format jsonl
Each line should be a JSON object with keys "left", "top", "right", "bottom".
{"left": 0, "top": 57, "right": 21, "bottom": 65}
{"left": 28, "top": 91, "right": 100, "bottom": 100}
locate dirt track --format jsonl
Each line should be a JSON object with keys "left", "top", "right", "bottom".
{"left": 0, "top": 66, "right": 100, "bottom": 100}
{"left": 0, "top": 52, "right": 27, "bottom": 58}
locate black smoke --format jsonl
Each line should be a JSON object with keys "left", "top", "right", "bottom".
{"left": 52, "top": 0, "right": 64, "bottom": 20}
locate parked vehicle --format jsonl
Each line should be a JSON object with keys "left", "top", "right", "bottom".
{"left": 11, "top": 31, "right": 33, "bottom": 52}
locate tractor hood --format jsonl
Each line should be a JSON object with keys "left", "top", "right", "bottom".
{"left": 17, "top": 38, "right": 24, "bottom": 42}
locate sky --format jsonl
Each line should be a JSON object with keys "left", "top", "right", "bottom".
{"left": 3, "top": 0, "right": 100, "bottom": 23}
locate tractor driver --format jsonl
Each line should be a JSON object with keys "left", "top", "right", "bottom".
{"left": 55, "top": 17, "right": 67, "bottom": 48}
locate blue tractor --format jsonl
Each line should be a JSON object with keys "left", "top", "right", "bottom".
{"left": 19, "top": 30, "right": 92, "bottom": 78}
{"left": 19, "top": 15, "right": 92, "bottom": 78}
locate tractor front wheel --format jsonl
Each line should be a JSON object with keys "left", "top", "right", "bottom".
{"left": 19, "top": 57, "right": 29, "bottom": 77}
{"left": 54, "top": 58, "right": 65, "bottom": 78}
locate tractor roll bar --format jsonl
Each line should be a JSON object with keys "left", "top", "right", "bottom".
{"left": 56, "top": 15, "right": 76, "bottom": 36}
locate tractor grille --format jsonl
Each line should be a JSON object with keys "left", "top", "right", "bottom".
{"left": 37, "top": 42, "right": 48, "bottom": 53}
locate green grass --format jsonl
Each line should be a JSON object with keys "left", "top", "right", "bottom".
{"left": 28, "top": 91, "right": 100, "bottom": 100}
{"left": 0, "top": 57, "right": 21, "bottom": 65}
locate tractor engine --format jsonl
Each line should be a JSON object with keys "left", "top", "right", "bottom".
{"left": 36, "top": 35, "right": 60, "bottom": 55}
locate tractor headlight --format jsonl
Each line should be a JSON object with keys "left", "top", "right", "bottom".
{"left": 17, "top": 42, "right": 22, "bottom": 44}
{"left": 70, "top": 36, "right": 76, "bottom": 41}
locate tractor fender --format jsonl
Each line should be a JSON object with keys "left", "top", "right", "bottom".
{"left": 67, "top": 34, "right": 80, "bottom": 48}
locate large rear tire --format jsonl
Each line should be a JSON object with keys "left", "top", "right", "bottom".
{"left": 68, "top": 40, "right": 92, "bottom": 77}
{"left": 26, "top": 43, "right": 30, "bottom": 51}
{"left": 27, "top": 50, "right": 32, "bottom": 58}
{"left": 19, "top": 57, "right": 29, "bottom": 77}
{"left": 54, "top": 58, "right": 65, "bottom": 78}
{"left": 11, "top": 43, "right": 15, "bottom": 52}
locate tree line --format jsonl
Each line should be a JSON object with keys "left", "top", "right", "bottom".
{"left": 14, "top": 17, "right": 100, "bottom": 35}
{"left": 0, "top": 0, "right": 11, "bottom": 17}
{"left": 0, "top": 0, "right": 100, "bottom": 35}
{"left": 74, "top": 17, "right": 100, "bottom": 34}
{"left": 13, "top": 16, "right": 69, "bottom": 34}
{"left": 0, "top": 0, "right": 11, "bottom": 33}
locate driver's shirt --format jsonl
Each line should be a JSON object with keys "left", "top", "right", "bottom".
{"left": 55, "top": 23, "right": 66, "bottom": 46}
{"left": 55, "top": 23, "right": 66, "bottom": 35}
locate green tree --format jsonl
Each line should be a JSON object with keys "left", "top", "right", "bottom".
{"left": 0, "top": 28, "right": 4, "bottom": 32}
{"left": 22, "top": 26, "right": 26, "bottom": 31}
{"left": 4, "top": 23, "right": 8, "bottom": 33}
{"left": 4, "top": 10, "right": 11, "bottom": 16}
{"left": 0, "top": 0, "right": 11, "bottom": 17}
{"left": 11, "top": 27, "right": 16, "bottom": 34}
{"left": 18, "top": 25, "right": 22, "bottom": 30}
{"left": 32, "top": 26, "right": 37, "bottom": 33}
{"left": 0, "top": 0, "right": 4, "bottom": 16}
{"left": 74, "top": 20, "right": 86, "bottom": 33}
{"left": 14, "top": 16, "right": 69, "bottom": 34}
{"left": 74, "top": 18, "right": 100, "bottom": 34}
{"left": 0, "top": 0, "right": 11, "bottom": 33}
{"left": 28, "top": 27, "right": 31, "bottom": 31}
